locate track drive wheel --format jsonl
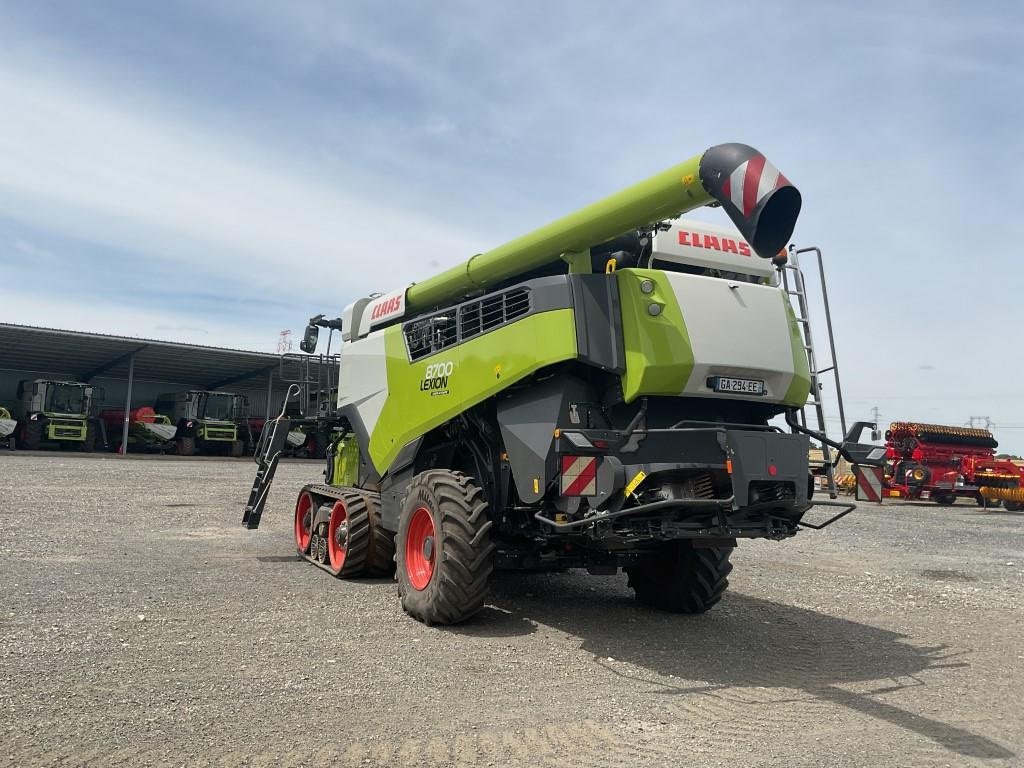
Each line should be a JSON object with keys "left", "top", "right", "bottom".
{"left": 323, "top": 491, "right": 371, "bottom": 577}
{"left": 626, "top": 543, "right": 733, "bottom": 614}
{"left": 1005, "top": 501, "right": 1022, "bottom": 512}
{"left": 396, "top": 470, "right": 494, "bottom": 625}
{"left": 933, "top": 492, "right": 956, "bottom": 506}
{"left": 294, "top": 490, "right": 315, "bottom": 554}
{"left": 177, "top": 436, "right": 196, "bottom": 456}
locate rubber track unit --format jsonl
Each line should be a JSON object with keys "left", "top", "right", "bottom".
{"left": 362, "top": 492, "right": 397, "bottom": 577}
{"left": 625, "top": 544, "right": 733, "bottom": 614}
{"left": 396, "top": 470, "right": 495, "bottom": 626}
{"left": 300, "top": 484, "right": 385, "bottom": 578}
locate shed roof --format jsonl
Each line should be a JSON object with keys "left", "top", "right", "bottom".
{"left": 0, "top": 323, "right": 307, "bottom": 390}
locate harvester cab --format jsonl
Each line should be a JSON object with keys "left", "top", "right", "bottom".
{"left": 245, "top": 141, "right": 874, "bottom": 625}
{"left": 15, "top": 379, "right": 103, "bottom": 451}
{"left": 155, "top": 390, "right": 246, "bottom": 457}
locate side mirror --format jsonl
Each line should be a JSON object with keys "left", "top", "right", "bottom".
{"left": 299, "top": 324, "right": 319, "bottom": 353}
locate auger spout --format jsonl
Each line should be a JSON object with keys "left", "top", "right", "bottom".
{"left": 406, "top": 143, "right": 801, "bottom": 311}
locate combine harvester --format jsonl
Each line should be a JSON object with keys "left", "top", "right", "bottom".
{"left": 13, "top": 379, "right": 102, "bottom": 451}
{"left": 155, "top": 390, "right": 248, "bottom": 457}
{"left": 99, "top": 407, "right": 178, "bottom": 453}
{"left": 883, "top": 422, "right": 1022, "bottom": 510}
{"left": 244, "top": 142, "right": 876, "bottom": 625}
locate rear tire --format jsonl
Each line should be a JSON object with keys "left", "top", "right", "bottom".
{"left": 1005, "top": 501, "right": 1023, "bottom": 512}
{"left": 79, "top": 424, "right": 97, "bottom": 452}
{"left": 396, "top": 470, "right": 494, "bottom": 625}
{"left": 933, "top": 492, "right": 956, "bottom": 506}
{"left": 626, "top": 543, "right": 733, "bottom": 614}
{"left": 176, "top": 436, "right": 196, "bottom": 456}
{"left": 20, "top": 420, "right": 43, "bottom": 450}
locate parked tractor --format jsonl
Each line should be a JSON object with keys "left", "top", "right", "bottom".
{"left": 883, "top": 422, "right": 1023, "bottom": 510}
{"left": 244, "top": 142, "right": 870, "bottom": 625}
{"left": 154, "top": 390, "right": 248, "bottom": 457}
{"left": 14, "top": 379, "right": 103, "bottom": 451}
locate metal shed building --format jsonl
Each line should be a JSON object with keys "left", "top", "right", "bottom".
{"left": 0, "top": 323, "right": 321, "bottom": 453}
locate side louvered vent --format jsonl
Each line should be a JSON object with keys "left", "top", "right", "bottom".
{"left": 404, "top": 287, "right": 532, "bottom": 361}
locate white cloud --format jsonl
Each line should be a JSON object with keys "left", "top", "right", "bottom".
{"left": 0, "top": 63, "right": 483, "bottom": 306}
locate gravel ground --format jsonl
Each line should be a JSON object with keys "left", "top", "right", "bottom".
{"left": 1, "top": 453, "right": 1022, "bottom": 767}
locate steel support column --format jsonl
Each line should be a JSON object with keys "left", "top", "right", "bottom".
{"left": 119, "top": 353, "right": 135, "bottom": 456}
{"left": 265, "top": 372, "right": 273, "bottom": 421}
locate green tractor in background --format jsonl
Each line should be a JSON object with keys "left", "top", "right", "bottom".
{"left": 15, "top": 379, "right": 104, "bottom": 451}
{"left": 154, "top": 390, "right": 248, "bottom": 457}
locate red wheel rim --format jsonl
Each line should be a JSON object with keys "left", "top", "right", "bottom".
{"left": 294, "top": 492, "right": 313, "bottom": 553}
{"left": 405, "top": 506, "right": 436, "bottom": 591}
{"left": 327, "top": 501, "right": 349, "bottom": 571}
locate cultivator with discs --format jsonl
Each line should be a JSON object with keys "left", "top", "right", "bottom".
{"left": 882, "top": 422, "right": 1022, "bottom": 509}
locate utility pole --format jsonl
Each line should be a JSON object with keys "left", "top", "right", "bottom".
{"left": 966, "top": 416, "right": 993, "bottom": 429}
{"left": 276, "top": 330, "right": 292, "bottom": 355}
{"left": 870, "top": 406, "right": 881, "bottom": 426}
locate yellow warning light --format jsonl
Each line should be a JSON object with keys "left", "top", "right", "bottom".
{"left": 553, "top": 428, "right": 561, "bottom": 438}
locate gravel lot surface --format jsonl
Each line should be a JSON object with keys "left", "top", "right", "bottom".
{"left": 1, "top": 453, "right": 1022, "bottom": 767}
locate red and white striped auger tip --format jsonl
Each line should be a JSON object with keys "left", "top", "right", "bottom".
{"left": 699, "top": 143, "right": 802, "bottom": 259}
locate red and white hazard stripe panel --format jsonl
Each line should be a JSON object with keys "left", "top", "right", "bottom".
{"left": 721, "top": 155, "right": 790, "bottom": 217}
{"left": 854, "top": 465, "right": 884, "bottom": 503}
{"left": 560, "top": 455, "right": 598, "bottom": 496}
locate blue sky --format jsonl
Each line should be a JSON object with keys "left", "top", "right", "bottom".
{"left": 1, "top": 1, "right": 1023, "bottom": 452}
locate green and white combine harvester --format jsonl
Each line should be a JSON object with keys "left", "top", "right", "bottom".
{"left": 155, "top": 390, "right": 248, "bottom": 457}
{"left": 244, "top": 142, "right": 873, "bottom": 625}
{"left": 14, "top": 379, "right": 102, "bottom": 451}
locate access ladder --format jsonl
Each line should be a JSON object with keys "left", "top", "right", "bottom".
{"left": 242, "top": 385, "right": 299, "bottom": 529}
{"left": 779, "top": 246, "right": 848, "bottom": 499}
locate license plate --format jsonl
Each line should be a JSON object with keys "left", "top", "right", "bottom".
{"left": 712, "top": 376, "right": 765, "bottom": 396}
